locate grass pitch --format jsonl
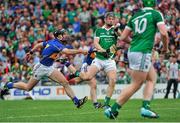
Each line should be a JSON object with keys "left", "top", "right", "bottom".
{"left": 0, "top": 99, "right": 180, "bottom": 122}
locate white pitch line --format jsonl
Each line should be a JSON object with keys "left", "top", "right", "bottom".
{"left": 0, "top": 111, "right": 98, "bottom": 120}
{"left": 0, "top": 107, "right": 179, "bottom": 120}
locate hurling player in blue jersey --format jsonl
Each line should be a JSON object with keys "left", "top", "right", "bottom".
{"left": 61, "top": 47, "right": 103, "bottom": 109}
{"left": 0, "top": 29, "right": 88, "bottom": 108}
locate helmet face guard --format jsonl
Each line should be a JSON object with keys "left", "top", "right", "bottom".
{"left": 53, "top": 29, "right": 67, "bottom": 38}
{"left": 142, "top": 0, "right": 156, "bottom": 7}
{"left": 104, "top": 12, "right": 115, "bottom": 27}
{"left": 53, "top": 29, "right": 69, "bottom": 42}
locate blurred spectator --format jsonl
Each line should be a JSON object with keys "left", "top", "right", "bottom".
{"left": 164, "top": 54, "right": 180, "bottom": 99}
{"left": 116, "top": 68, "right": 130, "bottom": 84}
{"left": 78, "top": 6, "right": 91, "bottom": 36}
{"left": 15, "top": 45, "right": 26, "bottom": 63}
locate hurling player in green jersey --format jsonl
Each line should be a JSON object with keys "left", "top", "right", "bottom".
{"left": 73, "top": 12, "right": 121, "bottom": 108}
{"left": 104, "top": 0, "right": 169, "bottom": 119}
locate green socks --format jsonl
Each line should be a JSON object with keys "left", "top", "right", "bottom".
{"left": 104, "top": 96, "right": 111, "bottom": 106}
{"left": 142, "top": 100, "right": 150, "bottom": 109}
{"left": 74, "top": 71, "right": 80, "bottom": 77}
{"left": 111, "top": 102, "right": 121, "bottom": 112}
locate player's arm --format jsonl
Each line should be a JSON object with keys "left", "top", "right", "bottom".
{"left": 118, "top": 17, "right": 132, "bottom": 44}
{"left": 94, "top": 28, "right": 106, "bottom": 52}
{"left": 157, "top": 24, "right": 169, "bottom": 53}
{"left": 118, "top": 27, "right": 131, "bottom": 43}
{"left": 155, "top": 10, "right": 169, "bottom": 53}
{"left": 94, "top": 37, "right": 106, "bottom": 52}
{"left": 30, "top": 42, "right": 44, "bottom": 53}
{"left": 25, "top": 42, "right": 44, "bottom": 60}
{"left": 61, "top": 48, "right": 88, "bottom": 55}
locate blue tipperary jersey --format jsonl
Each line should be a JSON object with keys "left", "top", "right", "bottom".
{"left": 40, "top": 39, "right": 65, "bottom": 66}
{"left": 83, "top": 47, "right": 95, "bottom": 65}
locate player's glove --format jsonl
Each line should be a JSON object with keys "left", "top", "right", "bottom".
{"left": 102, "top": 46, "right": 116, "bottom": 58}
{"left": 101, "top": 49, "right": 110, "bottom": 58}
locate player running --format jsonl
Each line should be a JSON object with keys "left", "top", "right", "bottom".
{"left": 0, "top": 29, "right": 88, "bottom": 108}
{"left": 104, "top": 0, "right": 169, "bottom": 119}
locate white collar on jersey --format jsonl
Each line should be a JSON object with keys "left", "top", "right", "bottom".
{"left": 142, "top": 7, "right": 153, "bottom": 10}
{"left": 102, "top": 25, "right": 114, "bottom": 31}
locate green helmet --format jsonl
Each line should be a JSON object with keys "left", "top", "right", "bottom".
{"left": 142, "top": 0, "right": 156, "bottom": 7}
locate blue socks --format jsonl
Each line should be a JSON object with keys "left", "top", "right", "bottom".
{"left": 6, "top": 82, "right": 14, "bottom": 89}
{"left": 72, "top": 96, "right": 79, "bottom": 105}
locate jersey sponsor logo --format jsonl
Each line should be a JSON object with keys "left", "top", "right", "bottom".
{"left": 49, "top": 53, "right": 58, "bottom": 60}
{"left": 45, "top": 44, "right": 50, "bottom": 49}
{"left": 111, "top": 31, "right": 114, "bottom": 35}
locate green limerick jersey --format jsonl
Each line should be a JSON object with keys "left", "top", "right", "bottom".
{"left": 126, "top": 7, "right": 164, "bottom": 53}
{"left": 95, "top": 26, "right": 117, "bottom": 60}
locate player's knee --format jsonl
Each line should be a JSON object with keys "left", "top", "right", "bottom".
{"left": 26, "top": 86, "right": 33, "bottom": 91}
{"left": 146, "top": 80, "right": 156, "bottom": 85}
{"left": 90, "top": 83, "right": 97, "bottom": 90}
{"left": 61, "top": 81, "right": 69, "bottom": 87}
{"left": 80, "top": 72, "right": 92, "bottom": 81}
{"left": 132, "top": 81, "right": 143, "bottom": 90}
{"left": 109, "top": 78, "right": 116, "bottom": 88}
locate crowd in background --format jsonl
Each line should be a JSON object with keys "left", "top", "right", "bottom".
{"left": 0, "top": 0, "right": 179, "bottom": 86}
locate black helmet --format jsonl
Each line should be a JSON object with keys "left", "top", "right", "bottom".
{"left": 53, "top": 29, "right": 67, "bottom": 38}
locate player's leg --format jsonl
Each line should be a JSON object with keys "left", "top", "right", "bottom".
{"left": 102, "top": 59, "right": 117, "bottom": 108}
{"left": 79, "top": 65, "right": 99, "bottom": 81}
{"left": 88, "top": 77, "right": 103, "bottom": 108}
{"left": 117, "top": 70, "right": 147, "bottom": 104}
{"left": 104, "top": 52, "right": 150, "bottom": 119}
{"left": 0, "top": 77, "right": 39, "bottom": 99}
{"left": 0, "top": 63, "right": 42, "bottom": 99}
{"left": 104, "top": 70, "right": 147, "bottom": 119}
{"left": 75, "top": 58, "right": 101, "bottom": 81}
{"left": 65, "top": 63, "right": 83, "bottom": 84}
{"left": 103, "top": 69, "right": 116, "bottom": 108}
{"left": 141, "top": 65, "right": 159, "bottom": 118}
{"left": 49, "top": 68, "right": 87, "bottom": 108}
{"left": 67, "top": 64, "right": 77, "bottom": 74}
{"left": 143, "top": 65, "right": 156, "bottom": 107}
{"left": 12, "top": 77, "right": 39, "bottom": 91}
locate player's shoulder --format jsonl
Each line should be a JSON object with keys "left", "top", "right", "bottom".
{"left": 46, "top": 39, "right": 56, "bottom": 44}
{"left": 150, "top": 9, "right": 163, "bottom": 17}
{"left": 129, "top": 9, "right": 145, "bottom": 21}
{"left": 95, "top": 27, "right": 103, "bottom": 31}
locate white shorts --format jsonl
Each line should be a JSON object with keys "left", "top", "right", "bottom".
{"left": 32, "top": 63, "right": 54, "bottom": 80}
{"left": 91, "top": 58, "right": 116, "bottom": 73}
{"left": 80, "top": 63, "right": 89, "bottom": 72}
{"left": 128, "top": 52, "right": 152, "bottom": 72}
